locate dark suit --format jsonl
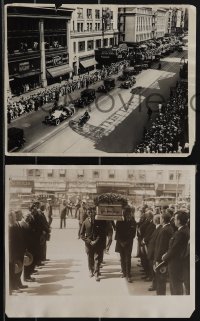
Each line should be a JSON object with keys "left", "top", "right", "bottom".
{"left": 163, "top": 225, "right": 190, "bottom": 295}
{"left": 115, "top": 218, "right": 136, "bottom": 277}
{"left": 81, "top": 217, "right": 106, "bottom": 275}
{"left": 147, "top": 225, "right": 162, "bottom": 288}
{"left": 154, "top": 223, "right": 174, "bottom": 295}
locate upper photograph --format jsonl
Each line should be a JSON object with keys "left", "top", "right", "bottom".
{"left": 4, "top": 3, "right": 196, "bottom": 156}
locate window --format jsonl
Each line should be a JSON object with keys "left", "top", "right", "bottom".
{"left": 47, "top": 170, "right": 53, "bottom": 177}
{"left": 87, "top": 23, "right": 92, "bottom": 31}
{"left": 77, "top": 8, "right": 83, "bottom": 19}
{"left": 96, "top": 39, "right": 101, "bottom": 48}
{"left": 59, "top": 170, "right": 66, "bottom": 177}
{"left": 78, "top": 41, "right": 85, "bottom": 52}
{"left": 110, "top": 11, "right": 113, "bottom": 19}
{"left": 35, "top": 169, "right": 41, "bottom": 176}
{"left": 27, "top": 169, "right": 34, "bottom": 176}
{"left": 87, "top": 40, "right": 94, "bottom": 50}
{"left": 77, "top": 23, "right": 83, "bottom": 32}
{"left": 103, "top": 38, "right": 108, "bottom": 47}
{"left": 95, "top": 9, "right": 100, "bottom": 19}
{"left": 110, "top": 38, "right": 114, "bottom": 46}
{"left": 77, "top": 170, "right": 84, "bottom": 178}
{"left": 87, "top": 9, "right": 92, "bottom": 19}
{"left": 108, "top": 170, "right": 115, "bottom": 179}
{"left": 73, "top": 42, "right": 76, "bottom": 53}
{"left": 169, "top": 172, "right": 174, "bottom": 181}
{"left": 93, "top": 171, "right": 99, "bottom": 179}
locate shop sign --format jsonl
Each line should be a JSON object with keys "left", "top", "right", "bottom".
{"left": 46, "top": 53, "right": 69, "bottom": 67}
{"left": 133, "top": 183, "right": 155, "bottom": 189}
{"left": 10, "top": 180, "right": 34, "bottom": 187}
{"left": 19, "top": 62, "right": 30, "bottom": 72}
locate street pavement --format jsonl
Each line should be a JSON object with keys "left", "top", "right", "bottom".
{"left": 15, "top": 218, "right": 170, "bottom": 297}
{"left": 9, "top": 49, "right": 187, "bottom": 154}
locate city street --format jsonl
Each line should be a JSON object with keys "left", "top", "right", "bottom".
{"left": 9, "top": 48, "right": 187, "bottom": 155}
{"left": 15, "top": 218, "right": 170, "bottom": 296}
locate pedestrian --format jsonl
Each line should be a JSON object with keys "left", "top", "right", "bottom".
{"left": 60, "top": 200, "right": 67, "bottom": 229}
{"left": 115, "top": 206, "right": 136, "bottom": 283}
{"left": 46, "top": 199, "right": 53, "bottom": 227}
{"left": 80, "top": 210, "right": 106, "bottom": 281}
{"left": 77, "top": 202, "right": 87, "bottom": 239}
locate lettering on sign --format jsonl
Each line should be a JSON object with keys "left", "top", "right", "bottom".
{"left": 10, "top": 180, "right": 33, "bottom": 187}
{"left": 19, "top": 62, "right": 30, "bottom": 72}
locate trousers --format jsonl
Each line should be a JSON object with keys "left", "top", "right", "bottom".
{"left": 85, "top": 245, "right": 103, "bottom": 274}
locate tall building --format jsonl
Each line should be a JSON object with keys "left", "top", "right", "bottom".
{"left": 6, "top": 5, "right": 74, "bottom": 96}
{"left": 68, "top": 5, "right": 119, "bottom": 75}
{"left": 153, "top": 8, "right": 168, "bottom": 39}
{"left": 118, "top": 7, "right": 153, "bottom": 44}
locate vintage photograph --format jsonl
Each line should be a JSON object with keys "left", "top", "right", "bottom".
{"left": 5, "top": 165, "right": 195, "bottom": 317}
{"left": 5, "top": 3, "right": 195, "bottom": 156}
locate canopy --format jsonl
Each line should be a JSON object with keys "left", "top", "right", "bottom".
{"left": 47, "top": 64, "right": 73, "bottom": 78}
{"left": 15, "top": 70, "right": 41, "bottom": 79}
{"left": 80, "top": 58, "right": 97, "bottom": 69}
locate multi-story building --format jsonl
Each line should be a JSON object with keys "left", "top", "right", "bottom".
{"left": 118, "top": 7, "right": 153, "bottom": 44}
{"left": 6, "top": 5, "right": 74, "bottom": 96}
{"left": 171, "top": 7, "right": 185, "bottom": 34}
{"left": 165, "top": 8, "right": 173, "bottom": 35}
{"left": 153, "top": 8, "right": 168, "bottom": 39}
{"left": 68, "top": 5, "right": 118, "bottom": 75}
{"left": 9, "top": 168, "right": 190, "bottom": 209}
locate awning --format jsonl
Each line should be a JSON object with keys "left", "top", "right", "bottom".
{"left": 80, "top": 58, "right": 97, "bottom": 69}
{"left": 47, "top": 64, "right": 73, "bottom": 78}
{"left": 10, "top": 187, "right": 32, "bottom": 194}
{"left": 15, "top": 70, "right": 41, "bottom": 79}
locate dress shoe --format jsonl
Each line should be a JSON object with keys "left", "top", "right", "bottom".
{"left": 24, "top": 277, "right": 36, "bottom": 282}
{"left": 121, "top": 274, "right": 126, "bottom": 278}
{"left": 95, "top": 274, "right": 100, "bottom": 282}
{"left": 127, "top": 277, "right": 132, "bottom": 283}
{"left": 148, "top": 286, "right": 156, "bottom": 291}
{"left": 19, "top": 284, "right": 28, "bottom": 289}
{"left": 89, "top": 271, "right": 94, "bottom": 278}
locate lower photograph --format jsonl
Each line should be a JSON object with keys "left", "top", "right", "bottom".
{"left": 5, "top": 165, "right": 195, "bottom": 318}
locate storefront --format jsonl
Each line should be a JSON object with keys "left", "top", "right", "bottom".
{"left": 7, "top": 5, "right": 74, "bottom": 95}
{"left": 9, "top": 179, "right": 34, "bottom": 210}
{"left": 79, "top": 55, "right": 97, "bottom": 74}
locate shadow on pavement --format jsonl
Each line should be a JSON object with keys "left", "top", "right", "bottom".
{"left": 24, "top": 283, "right": 73, "bottom": 296}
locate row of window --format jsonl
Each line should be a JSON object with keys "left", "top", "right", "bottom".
{"left": 74, "top": 38, "right": 114, "bottom": 53}
{"left": 76, "top": 22, "right": 113, "bottom": 32}
{"left": 27, "top": 170, "right": 182, "bottom": 181}
{"left": 77, "top": 8, "right": 113, "bottom": 20}
{"left": 136, "top": 33, "right": 152, "bottom": 42}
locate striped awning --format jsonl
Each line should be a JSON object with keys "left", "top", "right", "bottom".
{"left": 47, "top": 64, "right": 73, "bottom": 78}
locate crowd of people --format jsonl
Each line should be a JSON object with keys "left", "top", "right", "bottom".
{"left": 134, "top": 80, "right": 189, "bottom": 153}
{"left": 8, "top": 197, "right": 190, "bottom": 295}
{"left": 7, "top": 60, "right": 130, "bottom": 124}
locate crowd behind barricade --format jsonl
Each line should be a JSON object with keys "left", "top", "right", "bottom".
{"left": 135, "top": 80, "right": 189, "bottom": 153}
{"left": 7, "top": 60, "right": 130, "bottom": 124}
{"left": 9, "top": 196, "right": 190, "bottom": 295}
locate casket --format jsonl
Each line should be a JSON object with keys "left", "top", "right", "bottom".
{"left": 95, "top": 204, "right": 124, "bottom": 221}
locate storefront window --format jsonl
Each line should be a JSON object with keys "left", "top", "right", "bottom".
{"left": 78, "top": 41, "right": 85, "bottom": 52}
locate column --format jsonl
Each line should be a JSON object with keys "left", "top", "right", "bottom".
{"left": 66, "top": 19, "right": 72, "bottom": 75}
{"left": 39, "top": 19, "right": 47, "bottom": 88}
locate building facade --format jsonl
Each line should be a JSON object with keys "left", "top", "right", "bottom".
{"left": 68, "top": 5, "right": 118, "bottom": 75}
{"left": 6, "top": 5, "right": 74, "bottom": 96}
{"left": 154, "top": 8, "right": 167, "bottom": 39}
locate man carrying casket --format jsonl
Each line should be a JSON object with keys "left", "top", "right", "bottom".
{"left": 115, "top": 206, "right": 136, "bottom": 283}
{"left": 80, "top": 210, "right": 106, "bottom": 281}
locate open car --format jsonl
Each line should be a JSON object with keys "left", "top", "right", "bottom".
{"left": 44, "top": 106, "right": 75, "bottom": 126}
{"left": 74, "top": 89, "right": 96, "bottom": 108}
{"left": 177, "top": 46, "right": 184, "bottom": 52}
{"left": 8, "top": 127, "right": 25, "bottom": 152}
{"left": 141, "top": 64, "right": 148, "bottom": 70}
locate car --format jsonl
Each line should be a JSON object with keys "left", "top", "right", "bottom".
{"left": 141, "top": 64, "right": 148, "bottom": 70}
{"left": 120, "top": 80, "right": 134, "bottom": 89}
{"left": 8, "top": 127, "right": 25, "bottom": 152}
{"left": 97, "top": 78, "right": 115, "bottom": 93}
{"left": 118, "top": 74, "right": 128, "bottom": 81}
{"left": 123, "top": 67, "right": 138, "bottom": 77}
{"left": 134, "top": 65, "right": 143, "bottom": 73}
{"left": 130, "top": 86, "right": 142, "bottom": 94}
{"left": 44, "top": 106, "right": 75, "bottom": 126}
{"left": 74, "top": 89, "right": 96, "bottom": 108}
{"left": 177, "top": 46, "right": 183, "bottom": 52}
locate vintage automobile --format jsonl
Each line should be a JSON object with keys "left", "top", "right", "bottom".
{"left": 134, "top": 65, "right": 143, "bottom": 73}
{"left": 74, "top": 89, "right": 96, "bottom": 108}
{"left": 120, "top": 77, "right": 136, "bottom": 89}
{"left": 44, "top": 106, "right": 75, "bottom": 126}
{"left": 117, "top": 74, "right": 128, "bottom": 81}
{"left": 123, "top": 67, "right": 139, "bottom": 77}
{"left": 97, "top": 78, "right": 115, "bottom": 93}
{"left": 141, "top": 63, "right": 148, "bottom": 70}
{"left": 8, "top": 127, "right": 25, "bottom": 152}
{"left": 177, "top": 46, "right": 184, "bottom": 52}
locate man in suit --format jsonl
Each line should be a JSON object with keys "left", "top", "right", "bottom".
{"left": 162, "top": 211, "right": 190, "bottom": 295}
{"left": 154, "top": 212, "right": 174, "bottom": 295}
{"left": 115, "top": 206, "right": 136, "bottom": 283}
{"left": 147, "top": 214, "right": 162, "bottom": 291}
{"left": 80, "top": 210, "right": 106, "bottom": 281}
{"left": 141, "top": 210, "right": 156, "bottom": 281}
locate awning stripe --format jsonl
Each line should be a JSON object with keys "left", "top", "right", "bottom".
{"left": 47, "top": 64, "right": 73, "bottom": 78}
